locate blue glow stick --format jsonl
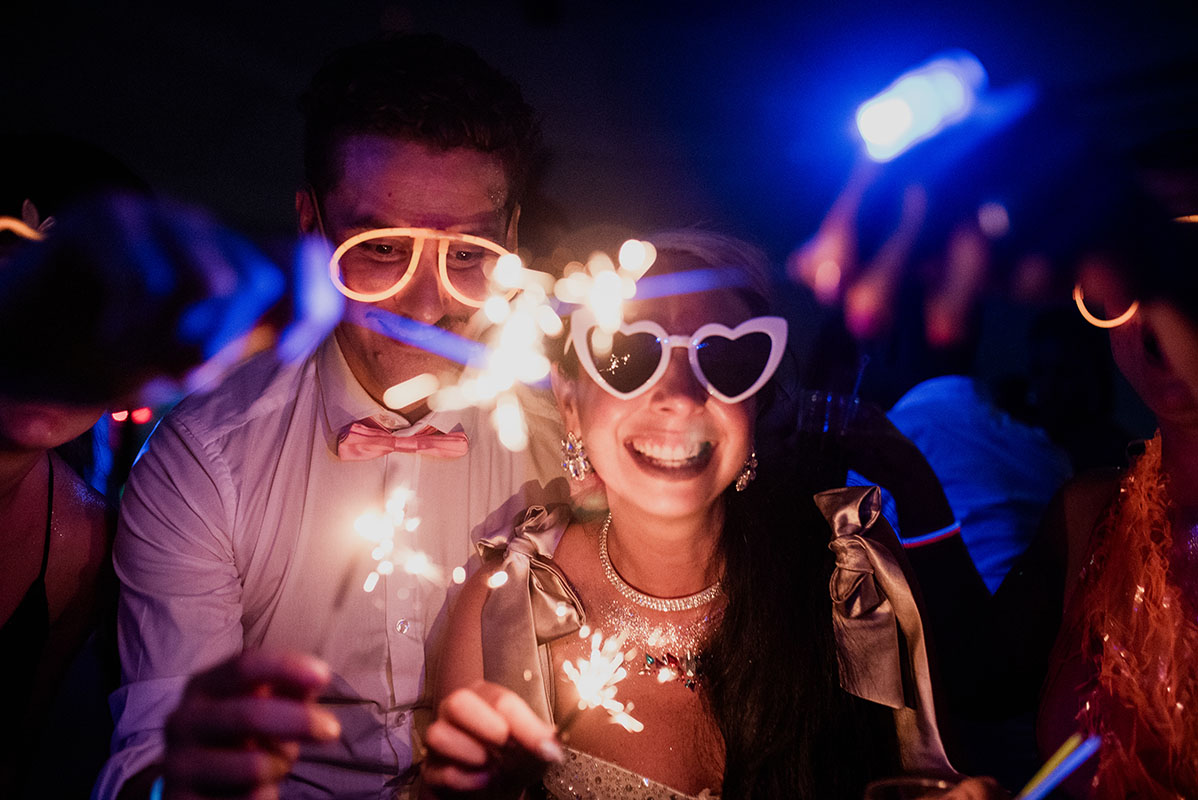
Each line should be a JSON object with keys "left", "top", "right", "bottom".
{"left": 855, "top": 50, "right": 987, "bottom": 162}
{"left": 1017, "top": 735, "right": 1100, "bottom": 800}
{"left": 350, "top": 305, "right": 487, "bottom": 367}
{"left": 633, "top": 268, "right": 751, "bottom": 300}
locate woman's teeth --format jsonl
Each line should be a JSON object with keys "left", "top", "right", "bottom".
{"left": 630, "top": 439, "right": 710, "bottom": 466}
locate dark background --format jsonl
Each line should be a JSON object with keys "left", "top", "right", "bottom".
{"left": 5, "top": 2, "right": 1196, "bottom": 244}
{"left": 3, "top": 0, "right": 1197, "bottom": 424}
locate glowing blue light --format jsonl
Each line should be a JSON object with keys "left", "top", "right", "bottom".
{"left": 350, "top": 304, "right": 486, "bottom": 367}
{"left": 856, "top": 51, "right": 987, "bottom": 162}
{"left": 633, "top": 268, "right": 752, "bottom": 300}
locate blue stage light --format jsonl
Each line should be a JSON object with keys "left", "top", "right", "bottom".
{"left": 856, "top": 51, "right": 987, "bottom": 162}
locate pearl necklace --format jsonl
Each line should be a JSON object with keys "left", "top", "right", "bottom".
{"left": 598, "top": 513, "right": 723, "bottom": 612}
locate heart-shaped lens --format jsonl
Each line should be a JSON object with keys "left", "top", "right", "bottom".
{"left": 695, "top": 331, "right": 773, "bottom": 399}
{"left": 587, "top": 329, "right": 662, "bottom": 395}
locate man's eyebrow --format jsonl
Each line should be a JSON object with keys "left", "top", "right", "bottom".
{"left": 343, "top": 214, "right": 397, "bottom": 233}
{"left": 342, "top": 211, "right": 505, "bottom": 236}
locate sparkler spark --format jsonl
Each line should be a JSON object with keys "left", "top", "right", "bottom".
{"left": 560, "top": 629, "right": 644, "bottom": 734}
{"left": 354, "top": 490, "right": 447, "bottom": 594}
{"left": 414, "top": 240, "right": 655, "bottom": 453}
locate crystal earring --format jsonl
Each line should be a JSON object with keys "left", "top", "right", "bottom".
{"left": 735, "top": 450, "right": 757, "bottom": 492}
{"left": 561, "top": 431, "right": 592, "bottom": 481}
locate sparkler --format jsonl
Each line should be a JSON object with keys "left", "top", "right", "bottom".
{"left": 557, "top": 627, "right": 644, "bottom": 736}
{"left": 407, "top": 240, "right": 656, "bottom": 453}
{"left": 315, "top": 488, "right": 453, "bottom": 657}
{"left": 357, "top": 488, "right": 445, "bottom": 590}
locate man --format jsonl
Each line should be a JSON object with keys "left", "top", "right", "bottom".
{"left": 95, "top": 35, "right": 565, "bottom": 799}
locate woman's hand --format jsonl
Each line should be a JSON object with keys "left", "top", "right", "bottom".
{"left": 423, "top": 681, "right": 563, "bottom": 799}
{"left": 943, "top": 776, "right": 1009, "bottom": 799}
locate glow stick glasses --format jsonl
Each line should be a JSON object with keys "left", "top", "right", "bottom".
{"left": 329, "top": 226, "right": 520, "bottom": 307}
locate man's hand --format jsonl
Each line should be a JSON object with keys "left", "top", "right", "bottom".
{"left": 422, "top": 681, "right": 563, "bottom": 799}
{"left": 161, "top": 650, "right": 340, "bottom": 800}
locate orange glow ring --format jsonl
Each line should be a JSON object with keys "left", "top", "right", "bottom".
{"left": 1073, "top": 284, "right": 1138, "bottom": 329}
{"left": 0, "top": 217, "right": 45, "bottom": 241}
{"left": 328, "top": 226, "right": 515, "bottom": 307}
{"left": 328, "top": 230, "right": 423, "bottom": 303}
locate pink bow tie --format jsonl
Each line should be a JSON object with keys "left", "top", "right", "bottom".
{"left": 337, "top": 420, "right": 469, "bottom": 461}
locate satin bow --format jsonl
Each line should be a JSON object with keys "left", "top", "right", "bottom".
{"left": 336, "top": 419, "right": 469, "bottom": 461}
{"left": 477, "top": 505, "right": 582, "bottom": 722}
{"left": 816, "top": 485, "right": 955, "bottom": 774}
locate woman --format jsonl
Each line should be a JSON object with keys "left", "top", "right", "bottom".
{"left": 0, "top": 177, "right": 116, "bottom": 796}
{"left": 1038, "top": 258, "right": 1198, "bottom": 797}
{"left": 423, "top": 231, "right": 979, "bottom": 799}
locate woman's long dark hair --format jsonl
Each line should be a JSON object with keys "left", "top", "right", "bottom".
{"left": 705, "top": 457, "right": 901, "bottom": 799}
{"left": 641, "top": 230, "right": 901, "bottom": 797}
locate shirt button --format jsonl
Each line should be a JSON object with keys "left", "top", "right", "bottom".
{"left": 395, "top": 618, "right": 410, "bottom": 635}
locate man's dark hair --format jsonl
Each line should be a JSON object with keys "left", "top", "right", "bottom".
{"left": 300, "top": 33, "right": 540, "bottom": 213}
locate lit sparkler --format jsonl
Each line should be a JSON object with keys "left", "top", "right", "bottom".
{"left": 558, "top": 627, "right": 644, "bottom": 735}
{"left": 414, "top": 241, "right": 656, "bottom": 453}
{"left": 357, "top": 488, "right": 445, "bottom": 590}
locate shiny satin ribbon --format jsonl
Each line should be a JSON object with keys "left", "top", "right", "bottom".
{"left": 477, "top": 505, "right": 582, "bottom": 722}
{"left": 815, "top": 485, "right": 956, "bottom": 775}
{"left": 335, "top": 419, "right": 469, "bottom": 461}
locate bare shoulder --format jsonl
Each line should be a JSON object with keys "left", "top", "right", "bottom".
{"left": 1057, "top": 470, "right": 1120, "bottom": 545}
{"left": 47, "top": 452, "right": 112, "bottom": 591}
{"left": 1056, "top": 468, "right": 1121, "bottom": 605}
{"left": 45, "top": 453, "right": 112, "bottom": 619}
{"left": 548, "top": 519, "right": 600, "bottom": 587}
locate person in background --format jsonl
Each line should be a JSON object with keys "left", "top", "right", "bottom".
{"left": 0, "top": 135, "right": 285, "bottom": 798}
{"left": 1038, "top": 214, "right": 1198, "bottom": 797}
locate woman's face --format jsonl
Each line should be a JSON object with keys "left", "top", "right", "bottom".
{"left": 1110, "top": 302, "right": 1198, "bottom": 428}
{"left": 0, "top": 395, "right": 104, "bottom": 452}
{"left": 555, "top": 279, "right": 758, "bottom": 523}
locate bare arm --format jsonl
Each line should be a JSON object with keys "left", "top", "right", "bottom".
{"left": 423, "top": 561, "right": 562, "bottom": 798}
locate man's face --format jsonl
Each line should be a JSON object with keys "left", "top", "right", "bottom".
{"left": 299, "top": 134, "right": 513, "bottom": 416}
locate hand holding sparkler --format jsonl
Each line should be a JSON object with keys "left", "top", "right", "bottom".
{"left": 423, "top": 681, "right": 564, "bottom": 799}
{"left": 151, "top": 650, "right": 340, "bottom": 800}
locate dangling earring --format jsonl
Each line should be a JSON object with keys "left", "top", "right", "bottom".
{"left": 735, "top": 450, "right": 757, "bottom": 492}
{"left": 561, "top": 431, "right": 592, "bottom": 481}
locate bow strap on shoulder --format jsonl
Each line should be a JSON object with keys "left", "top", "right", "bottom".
{"left": 478, "top": 505, "right": 582, "bottom": 722}
{"left": 815, "top": 485, "right": 955, "bottom": 775}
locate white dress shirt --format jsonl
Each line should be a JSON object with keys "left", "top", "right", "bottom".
{"left": 94, "top": 335, "right": 566, "bottom": 799}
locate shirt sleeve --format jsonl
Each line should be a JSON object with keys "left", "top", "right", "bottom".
{"left": 93, "top": 415, "right": 245, "bottom": 800}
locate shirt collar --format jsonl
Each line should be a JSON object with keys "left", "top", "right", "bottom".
{"left": 316, "top": 335, "right": 475, "bottom": 438}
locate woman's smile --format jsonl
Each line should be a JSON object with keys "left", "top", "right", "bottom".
{"left": 626, "top": 436, "right": 716, "bottom": 476}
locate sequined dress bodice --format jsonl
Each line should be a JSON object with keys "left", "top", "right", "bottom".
{"left": 543, "top": 747, "right": 718, "bottom": 800}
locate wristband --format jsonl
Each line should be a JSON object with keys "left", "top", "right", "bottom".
{"left": 899, "top": 520, "right": 961, "bottom": 549}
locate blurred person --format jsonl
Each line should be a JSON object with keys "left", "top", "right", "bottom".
{"left": 0, "top": 135, "right": 285, "bottom": 798}
{"left": 95, "top": 34, "right": 568, "bottom": 800}
{"left": 1037, "top": 218, "right": 1198, "bottom": 796}
{"left": 423, "top": 231, "right": 1003, "bottom": 800}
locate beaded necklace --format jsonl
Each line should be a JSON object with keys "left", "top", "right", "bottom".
{"left": 598, "top": 513, "right": 723, "bottom": 612}
{"left": 597, "top": 513, "right": 724, "bottom": 689}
